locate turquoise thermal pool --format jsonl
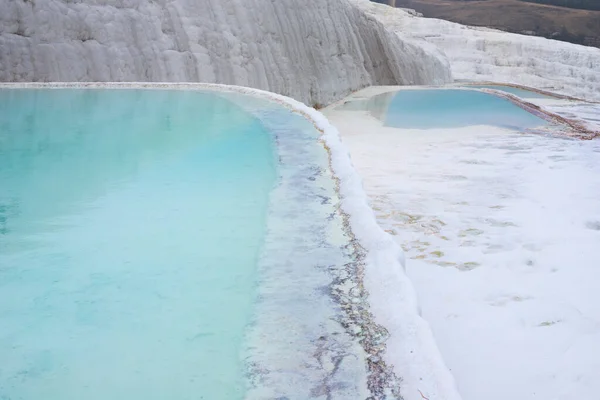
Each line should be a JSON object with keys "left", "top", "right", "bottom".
{"left": 0, "top": 88, "right": 366, "bottom": 399}
{"left": 370, "top": 89, "right": 548, "bottom": 130}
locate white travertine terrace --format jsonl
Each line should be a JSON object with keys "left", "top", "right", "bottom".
{"left": 3, "top": 0, "right": 600, "bottom": 102}
{"left": 2, "top": 0, "right": 600, "bottom": 102}
{"left": 0, "top": 0, "right": 451, "bottom": 105}
{"left": 382, "top": 6, "right": 600, "bottom": 101}
{"left": 2, "top": 0, "right": 600, "bottom": 397}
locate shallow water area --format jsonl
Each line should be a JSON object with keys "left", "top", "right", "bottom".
{"left": 539, "top": 101, "right": 600, "bottom": 134}
{"left": 362, "top": 89, "right": 547, "bottom": 130}
{"left": 0, "top": 87, "right": 368, "bottom": 400}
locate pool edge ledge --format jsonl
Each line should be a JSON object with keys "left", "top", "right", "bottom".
{"left": 300, "top": 96, "right": 463, "bottom": 400}
{"left": 0, "top": 82, "right": 463, "bottom": 400}
{"left": 214, "top": 83, "right": 462, "bottom": 400}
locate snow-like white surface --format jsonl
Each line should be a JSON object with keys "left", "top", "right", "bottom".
{"left": 387, "top": 9, "right": 600, "bottom": 101}
{"left": 326, "top": 89, "right": 600, "bottom": 400}
{"left": 0, "top": 0, "right": 451, "bottom": 105}
{"left": 0, "top": 82, "right": 461, "bottom": 400}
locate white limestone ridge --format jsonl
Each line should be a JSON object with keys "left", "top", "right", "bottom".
{"left": 3, "top": 0, "right": 600, "bottom": 103}
{"left": 0, "top": 0, "right": 451, "bottom": 105}
{"left": 384, "top": 5, "right": 600, "bottom": 101}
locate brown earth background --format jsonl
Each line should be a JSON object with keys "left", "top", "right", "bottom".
{"left": 375, "top": 0, "right": 600, "bottom": 48}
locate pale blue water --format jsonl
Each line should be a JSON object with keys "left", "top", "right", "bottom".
{"left": 380, "top": 89, "right": 547, "bottom": 130}
{"left": 467, "top": 85, "right": 553, "bottom": 99}
{"left": 0, "top": 89, "right": 276, "bottom": 399}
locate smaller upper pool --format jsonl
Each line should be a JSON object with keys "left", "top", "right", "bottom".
{"left": 466, "top": 85, "right": 553, "bottom": 99}
{"left": 377, "top": 89, "right": 547, "bottom": 130}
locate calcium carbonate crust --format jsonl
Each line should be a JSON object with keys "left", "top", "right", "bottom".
{"left": 0, "top": 0, "right": 451, "bottom": 105}
{"left": 0, "top": 81, "right": 463, "bottom": 400}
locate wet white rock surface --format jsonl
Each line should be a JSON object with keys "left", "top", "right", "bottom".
{"left": 326, "top": 88, "right": 600, "bottom": 400}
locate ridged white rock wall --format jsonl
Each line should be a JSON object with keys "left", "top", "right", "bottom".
{"left": 387, "top": 8, "right": 600, "bottom": 101}
{"left": 0, "top": 0, "right": 451, "bottom": 105}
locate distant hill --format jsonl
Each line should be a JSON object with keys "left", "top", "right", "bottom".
{"left": 520, "top": 0, "right": 600, "bottom": 11}
{"left": 384, "top": 0, "right": 600, "bottom": 48}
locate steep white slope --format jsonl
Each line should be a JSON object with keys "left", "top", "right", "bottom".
{"left": 0, "top": 0, "right": 451, "bottom": 105}
{"left": 381, "top": 7, "right": 600, "bottom": 101}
